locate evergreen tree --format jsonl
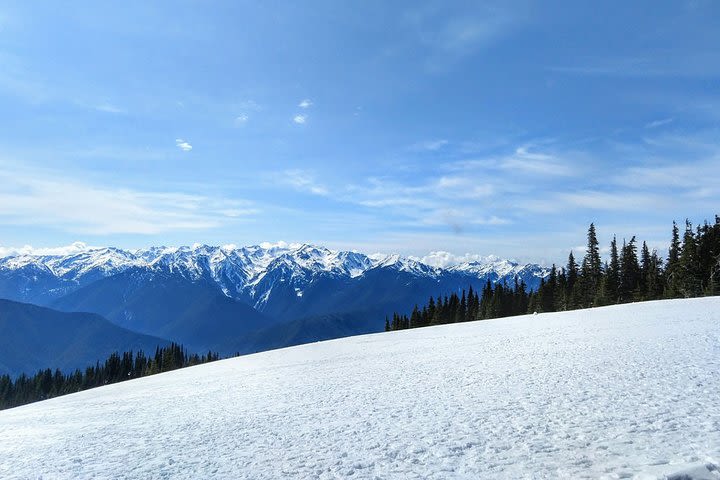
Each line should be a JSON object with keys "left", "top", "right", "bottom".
{"left": 457, "top": 290, "right": 467, "bottom": 323}
{"left": 601, "top": 236, "right": 620, "bottom": 304}
{"left": 705, "top": 216, "right": 720, "bottom": 295}
{"left": 646, "top": 250, "right": 664, "bottom": 300}
{"left": 619, "top": 237, "right": 640, "bottom": 302}
{"left": 580, "top": 223, "right": 602, "bottom": 306}
{"left": 0, "top": 343, "right": 220, "bottom": 410}
{"left": 695, "top": 218, "right": 720, "bottom": 295}
{"left": 384, "top": 215, "right": 718, "bottom": 353}
{"left": 539, "top": 266, "right": 557, "bottom": 313}
{"left": 677, "top": 220, "right": 701, "bottom": 297}
{"left": 666, "top": 221, "right": 682, "bottom": 297}
{"left": 565, "top": 251, "right": 579, "bottom": 309}
{"left": 639, "top": 241, "right": 651, "bottom": 300}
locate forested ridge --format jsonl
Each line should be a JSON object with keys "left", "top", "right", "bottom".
{"left": 387, "top": 216, "right": 720, "bottom": 331}
{"left": 0, "top": 344, "right": 219, "bottom": 410}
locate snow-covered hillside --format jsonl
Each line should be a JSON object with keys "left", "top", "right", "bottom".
{"left": 2, "top": 297, "right": 719, "bottom": 479}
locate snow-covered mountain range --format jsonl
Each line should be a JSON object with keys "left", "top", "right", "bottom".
{"left": 0, "top": 243, "right": 549, "bottom": 357}
{"left": 0, "top": 243, "right": 548, "bottom": 307}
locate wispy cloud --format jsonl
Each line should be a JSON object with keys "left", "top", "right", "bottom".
{"left": 325, "top": 140, "right": 586, "bottom": 231}
{"left": 410, "top": 251, "right": 508, "bottom": 268}
{"left": 645, "top": 117, "right": 674, "bottom": 129}
{"left": 402, "top": 3, "right": 527, "bottom": 71}
{"left": 556, "top": 190, "right": 667, "bottom": 211}
{"left": 0, "top": 164, "right": 257, "bottom": 235}
{"left": 175, "top": 138, "right": 192, "bottom": 152}
{"left": 343, "top": 175, "right": 509, "bottom": 233}
{"left": 499, "top": 144, "right": 578, "bottom": 176}
{"left": 549, "top": 51, "right": 720, "bottom": 78}
{"left": 0, "top": 242, "right": 98, "bottom": 258}
{"left": 92, "top": 103, "right": 126, "bottom": 114}
{"left": 0, "top": 52, "right": 131, "bottom": 113}
{"left": 434, "top": 176, "right": 495, "bottom": 199}
{"left": 335, "top": 130, "right": 719, "bottom": 228}
{"left": 450, "top": 142, "right": 582, "bottom": 177}
{"left": 233, "top": 100, "right": 261, "bottom": 126}
{"left": 293, "top": 114, "right": 307, "bottom": 124}
{"left": 217, "top": 207, "right": 260, "bottom": 218}
{"left": 0, "top": 53, "right": 52, "bottom": 104}
{"left": 275, "top": 169, "right": 327, "bottom": 195}
{"left": 409, "top": 139, "right": 448, "bottom": 151}
{"left": 237, "top": 100, "right": 261, "bottom": 111}
{"left": 298, "top": 99, "right": 313, "bottom": 108}
{"left": 613, "top": 157, "right": 720, "bottom": 190}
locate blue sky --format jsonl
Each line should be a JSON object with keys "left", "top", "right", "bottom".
{"left": 0, "top": 1, "right": 718, "bottom": 264}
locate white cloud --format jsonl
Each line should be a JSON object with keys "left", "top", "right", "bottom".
{"left": 175, "top": 138, "right": 192, "bottom": 152}
{"left": 231, "top": 100, "right": 261, "bottom": 125}
{"left": 237, "top": 100, "right": 261, "bottom": 111}
{"left": 610, "top": 131, "right": 720, "bottom": 194}
{"left": 556, "top": 191, "right": 667, "bottom": 211}
{"left": 276, "top": 169, "right": 327, "bottom": 195}
{"left": 410, "top": 251, "right": 507, "bottom": 268}
{"left": 298, "top": 99, "right": 313, "bottom": 109}
{"left": 435, "top": 176, "right": 495, "bottom": 199}
{"left": 403, "top": 4, "right": 525, "bottom": 71}
{"left": 499, "top": 145, "right": 577, "bottom": 176}
{"left": 0, "top": 164, "right": 257, "bottom": 235}
{"left": 293, "top": 114, "right": 307, "bottom": 124}
{"left": 218, "top": 208, "right": 260, "bottom": 218}
{"left": 447, "top": 142, "right": 584, "bottom": 178}
{"left": 0, "top": 53, "right": 134, "bottom": 113}
{"left": 409, "top": 139, "right": 448, "bottom": 151}
{"left": 343, "top": 175, "right": 510, "bottom": 233}
{"left": 612, "top": 162, "right": 720, "bottom": 193}
{"left": 645, "top": 117, "right": 674, "bottom": 129}
{"left": 336, "top": 140, "right": 588, "bottom": 229}
{"left": 549, "top": 51, "right": 720, "bottom": 78}
{"left": 258, "top": 240, "right": 303, "bottom": 250}
{"left": 93, "top": 103, "right": 126, "bottom": 114}
{"left": 613, "top": 158, "right": 720, "bottom": 190}
{"left": 0, "top": 242, "right": 97, "bottom": 258}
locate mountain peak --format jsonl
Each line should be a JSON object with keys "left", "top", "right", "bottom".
{"left": 0, "top": 243, "right": 549, "bottom": 307}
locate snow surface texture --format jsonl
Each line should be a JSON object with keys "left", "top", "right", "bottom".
{"left": 1, "top": 297, "right": 719, "bottom": 479}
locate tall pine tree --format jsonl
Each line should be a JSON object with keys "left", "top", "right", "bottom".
{"left": 666, "top": 221, "right": 682, "bottom": 297}
{"left": 580, "top": 223, "right": 602, "bottom": 306}
{"left": 677, "top": 220, "right": 701, "bottom": 297}
{"left": 569, "top": 252, "right": 580, "bottom": 308}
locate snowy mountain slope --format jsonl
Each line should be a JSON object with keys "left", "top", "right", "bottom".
{"left": 1, "top": 297, "right": 718, "bottom": 479}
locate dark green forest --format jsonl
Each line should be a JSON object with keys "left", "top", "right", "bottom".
{"left": 0, "top": 343, "right": 219, "bottom": 410}
{"left": 387, "top": 216, "right": 720, "bottom": 331}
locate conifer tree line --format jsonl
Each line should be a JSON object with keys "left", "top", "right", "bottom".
{"left": 386, "top": 216, "right": 720, "bottom": 331}
{"left": 0, "top": 343, "right": 220, "bottom": 410}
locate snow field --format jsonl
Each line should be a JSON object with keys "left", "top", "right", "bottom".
{"left": 1, "top": 297, "right": 719, "bottom": 479}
